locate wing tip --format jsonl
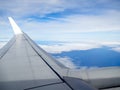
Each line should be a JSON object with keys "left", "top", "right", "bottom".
{"left": 8, "top": 17, "right": 23, "bottom": 35}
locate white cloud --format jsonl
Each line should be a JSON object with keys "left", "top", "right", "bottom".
{"left": 15, "top": 9, "right": 120, "bottom": 42}
{"left": 40, "top": 41, "right": 120, "bottom": 69}
{"left": 0, "top": 0, "right": 119, "bottom": 42}
{"left": 55, "top": 56, "right": 77, "bottom": 69}
{"left": 55, "top": 56, "right": 100, "bottom": 69}
{"left": 100, "top": 41, "right": 120, "bottom": 47}
{"left": 111, "top": 47, "right": 120, "bottom": 53}
{"left": 40, "top": 41, "right": 120, "bottom": 54}
{"left": 40, "top": 42, "right": 101, "bottom": 53}
{"left": 0, "top": 0, "right": 120, "bottom": 45}
{"left": 23, "top": 10, "right": 120, "bottom": 32}
{"left": 1, "top": 0, "right": 85, "bottom": 17}
{"left": 56, "top": 56, "right": 102, "bottom": 69}
{"left": 100, "top": 41, "right": 120, "bottom": 53}
{"left": 0, "top": 0, "right": 65, "bottom": 17}
{"left": 0, "top": 0, "right": 120, "bottom": 18}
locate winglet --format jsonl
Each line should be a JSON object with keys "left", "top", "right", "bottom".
{"left": 8, "top": 17, "right": 23, "bottom": 35}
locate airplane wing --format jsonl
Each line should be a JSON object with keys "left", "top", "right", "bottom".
{"left": 0, "top": 17, "right": 120, "bottom": 90}
{"left": 0, "top": 17, "right": 97, "bottom": 90}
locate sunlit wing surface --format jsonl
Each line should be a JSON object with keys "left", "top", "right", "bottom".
{"left": 0, "top": 17, "right": 120, "bottom": 90}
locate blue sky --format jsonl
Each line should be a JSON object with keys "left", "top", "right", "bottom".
{"left": 0, "top": 0, "right": 120, "bottom": 43}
